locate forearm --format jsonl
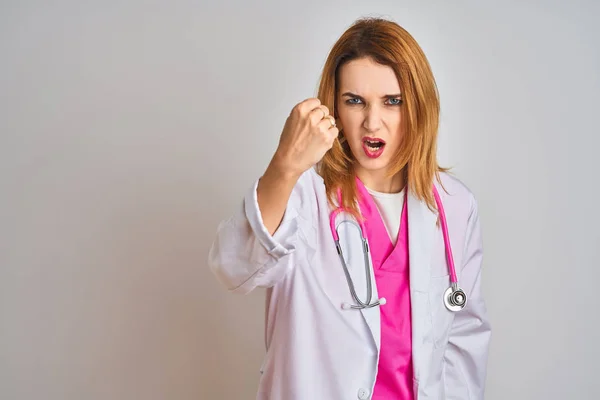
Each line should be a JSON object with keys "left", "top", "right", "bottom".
{"left": 257, "top": 159, "right": 301, "bottom": 236}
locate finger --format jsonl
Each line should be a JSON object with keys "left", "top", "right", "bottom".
{"left": 310, "top": 105, "right": 330, "bottom": 125}
{"left": 327, "top": 126, "right": 340, "bottom": 144}
{"left": 296, "top": 98, "right": 321, "bottom": 115}
{"left": 317, "top": 115, "right": 336, "bottom": 132}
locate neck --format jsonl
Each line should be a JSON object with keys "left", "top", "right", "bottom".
{"left": 355, "top": 167, "right": 405, "bottom": 193}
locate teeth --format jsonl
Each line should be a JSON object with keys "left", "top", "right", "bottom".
{"left": 365, "top": 140, "right": 383, "bottom": 150}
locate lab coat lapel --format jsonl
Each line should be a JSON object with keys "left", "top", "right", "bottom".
{"left": 407, "top": 185, "right": 438, "bottom": 383}
{"left": 354, "top": 181, "right": 381, "bottom": 352}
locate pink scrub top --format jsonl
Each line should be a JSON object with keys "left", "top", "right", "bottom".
{"left": 355, "top": 177, "right": 414, "bottom": 400}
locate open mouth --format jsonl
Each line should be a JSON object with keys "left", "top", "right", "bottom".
{"left": 362, "top": 137, "right": 386, "bottom": 158}
{"left": 363, "top": 139, "right": 385, "bottom": 150}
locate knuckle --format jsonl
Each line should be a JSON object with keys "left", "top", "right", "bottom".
{"left": 299, "top": 103, "right": 313, "bottom": 116}
{"left": 302, "top": 98, "right": 319, "bottom": 110}
{"left": 291, "top": 105, "right": 301, "bottom": 116}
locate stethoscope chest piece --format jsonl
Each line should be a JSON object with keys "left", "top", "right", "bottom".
{"left": 444, "top": 285, "right": 467, "bottom": 312}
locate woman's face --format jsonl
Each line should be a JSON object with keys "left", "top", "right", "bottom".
{"left": 336, "top": 57, "right": 405, "bottom": 177}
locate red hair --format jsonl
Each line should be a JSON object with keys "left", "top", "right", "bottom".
{"left": 316, "top": 17, "right": 450, "bottom": 220}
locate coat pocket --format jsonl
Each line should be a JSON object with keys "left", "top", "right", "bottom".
{"left": 428, "top": 274, "right": 456, "bottom": 348}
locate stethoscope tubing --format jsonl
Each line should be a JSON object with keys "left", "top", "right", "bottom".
{"left": 330, "top": 183, "right": 466, "bottom": 312}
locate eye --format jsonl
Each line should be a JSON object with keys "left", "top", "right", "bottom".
{"left": 344, "top": 97, "right": 403, "bottom": 106}
{"left": 346, "top": 98, "right": 363, "bottom": 105}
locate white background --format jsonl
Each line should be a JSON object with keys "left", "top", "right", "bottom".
{"left": 1, "top": 1, "right": 599, "bottom": 399}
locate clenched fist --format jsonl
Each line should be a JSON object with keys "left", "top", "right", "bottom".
{"left": 273, "top": 98, "right": 339, "bottom": 177}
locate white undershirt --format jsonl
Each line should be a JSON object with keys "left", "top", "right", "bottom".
{"left": 365, "top": 186, "right": 406, "bottom": 246}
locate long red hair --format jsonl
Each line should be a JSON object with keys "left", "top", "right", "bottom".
{"left": 316, "top": 17, "right": 450, "bottom": 220}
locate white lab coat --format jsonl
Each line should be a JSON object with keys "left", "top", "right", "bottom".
{"left": 208, "top": 166, "right": 491, "bottom": 400}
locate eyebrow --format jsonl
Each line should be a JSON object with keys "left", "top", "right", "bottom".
{"left": 341, "top": 91, "right": 402, "bottom": 98}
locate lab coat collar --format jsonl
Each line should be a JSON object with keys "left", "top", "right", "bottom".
{"left": 407, "top": 183, "right": 439, "bottom": 384}
{"left": 407, "top": 184, "right": 437, "bottom": 292}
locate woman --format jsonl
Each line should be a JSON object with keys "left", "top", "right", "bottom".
{"left": 208, "top": 17, "right": 491, "bottom": 400}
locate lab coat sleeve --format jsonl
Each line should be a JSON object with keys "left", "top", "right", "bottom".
{"left": 207, "top": 171, "right": 311, "bottom": 294}
{"left": 443, "top": 196, "right": 492, "bottom": 400}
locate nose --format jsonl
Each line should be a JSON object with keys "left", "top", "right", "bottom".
{"left": 362, "top": 104, "right": 382, "bottom": 133}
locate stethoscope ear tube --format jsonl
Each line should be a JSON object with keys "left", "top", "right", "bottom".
{"left": 334, "top": 218, "right": 386, "bottom": 310}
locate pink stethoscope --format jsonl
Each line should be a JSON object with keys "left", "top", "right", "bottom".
{"left": 329, "top": 184, "right": 467, "bottom": 312}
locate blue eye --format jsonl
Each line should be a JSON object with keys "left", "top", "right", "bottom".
{"left": 345, "top": 98, "right": 403, "bottom": 106}
{"left": 346, "top": 98, "right": 362, "bottom": 105}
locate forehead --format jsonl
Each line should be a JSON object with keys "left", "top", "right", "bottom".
{"left": 338, "top": 58, "right": 400, "bottom": 95}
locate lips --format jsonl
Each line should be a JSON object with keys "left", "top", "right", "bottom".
{"left": 362, "top": 137, "right": 386, "bottom": 158}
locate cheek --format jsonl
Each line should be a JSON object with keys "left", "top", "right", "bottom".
{"left": 337, "top": 108, "right": 355, "bottom": 125}
{"left": 338, "top": 111, "right": 362, "bottom": 135}
{"left": 389, "top": 114, "right": 405, "bottom": 139}
{"left": 389, "top": 109, "right": 404, "bottom": 125}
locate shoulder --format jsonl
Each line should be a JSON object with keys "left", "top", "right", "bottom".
{"left": 292, "top": 165, "right": 327, "bottom": 196}
{"left": 305, "top": 165, "right": 326, "bottom": 187}
{"left": 435, "top": 173, "right": 483, "bottom": 265}
{"left": 435, "top": 171, "right": 478, "bottom": 219}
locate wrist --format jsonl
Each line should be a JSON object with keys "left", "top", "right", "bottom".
{"left": 268, "top": 155, "right": 302, "bottom": 182}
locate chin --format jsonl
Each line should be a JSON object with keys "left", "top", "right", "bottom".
{"left": 354, "top": 157, "right": 390, "bottom": 171}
